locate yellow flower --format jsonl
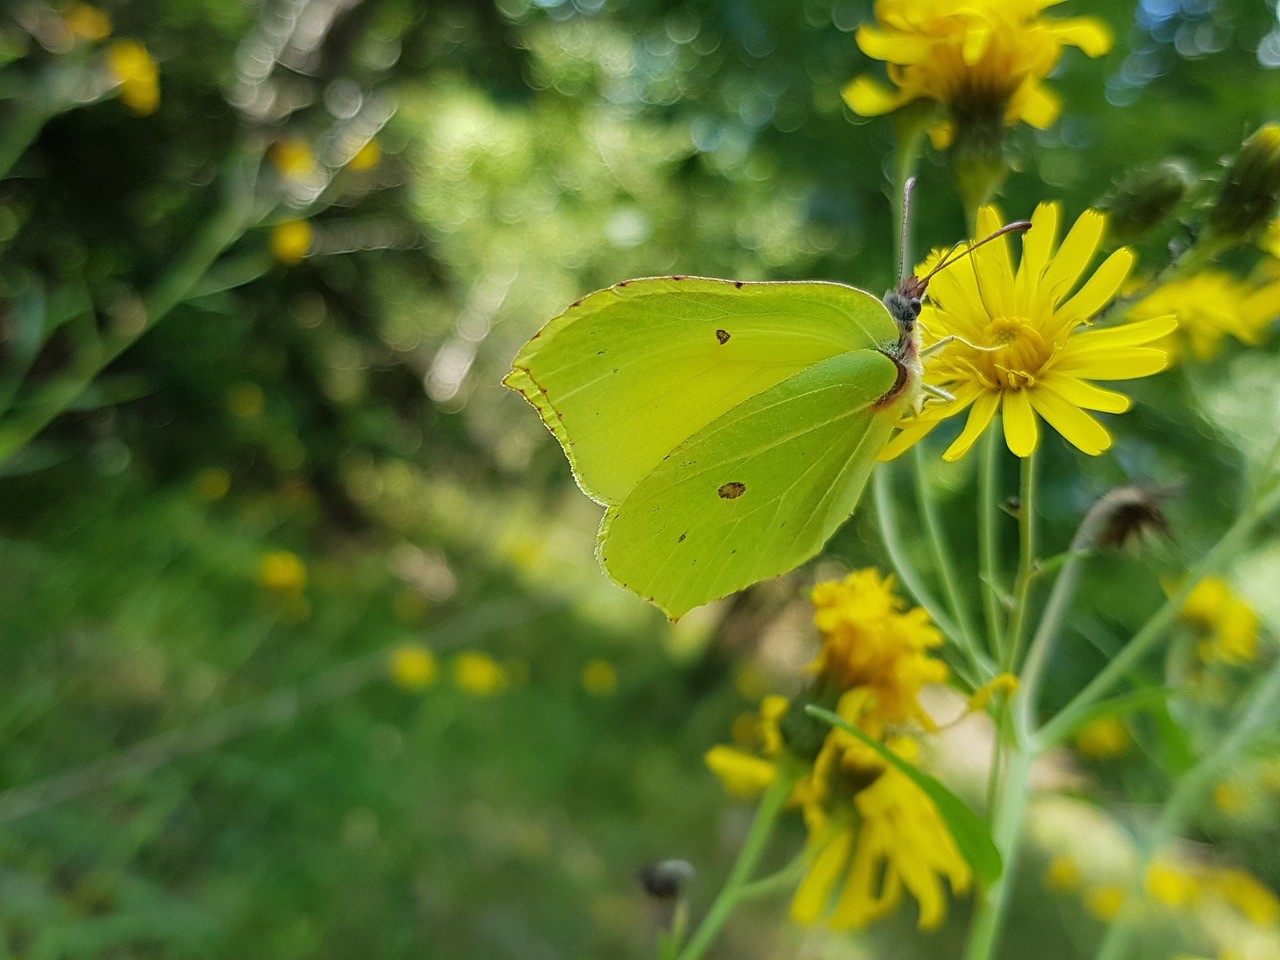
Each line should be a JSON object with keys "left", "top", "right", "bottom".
{"left": 348, "top": 139, "right": 381, "bottom": 172}
{"left": 881, "top": 203, "right": 1176, "bottom": 462}
{"left": 259, "top": 550, "right": 307, "bottom": 593}
{"left": 1044, "top": 855, "right": 1083, "bottom": 894}
{"left": 106, "top": 39, "right": 159, "bottom": 116}
{"left": 453, "top": 651, "right": 507, "bottom": 696}
{"left": 1181, "top": 576, "right": 1260, "bottom": 665}
{"left": 64, "top": 4, "right": 112, "bottom": 42}
{"left": 1212, "top": 780, "right": 1251, "bottom": 815}
{"left": 271, "top": 139, "right": 317, "bottom": 181}
{"left": 271, "top": 220, "right": 313, "bottom": 265}
{"left": 1146, "top": 861, "right": 1199, "bottom": 908}
{"left": 225, "top": 381, "right": 265, "bottom": 418}
{"left": 844, "top": 0, "right": 1111, "bottom": 146}
{"left": 1074, "top": 716, "right": 1131, "bottom": 758}
{"left": 390, "top": 644, "right": 438, "bottom": 690}
{"left": 1085, "top": 885, "right": 1126, "bottom": 921}
{"left": 193, "top": 467, "right": 231, "bottom": 502}
{"left": 809, "top": 569, "right": 947, "bottom": 730}
{"left": 1215, "top": 868, "right": 1280, "bottom": 925}
{"left": 968, "top": 672, "right": 1018, "bottom": 712}
{"left": 791, "top": 737, "right": 972, "bottom": 931}
{"left": 705, "top": 745, "right": 779, "bottom": 797}
{"left": 581, "top": 658, "right": 618, "bottom": 696}
{"left": 1129, "top": 270, "right": 1280, "bottom": 363}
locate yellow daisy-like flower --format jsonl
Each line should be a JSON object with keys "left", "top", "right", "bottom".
{"left": 1129, "top": 269, "right": 1280, "bottom": 363}
{"left": 791, "top": 737, "right": 971, "bottom": 931}
{"left": 106, "top": 39, "right": 160, "bottom": 116}
{"left": 1181, "top": 576, "right": 1260, "bottom": 666}
{"left": 390, "top": 644, "right": 438, "bottom": 690}
{"left": 809, "top": 569, "right": 947, "bottom": 730}
{"left": 259, "top": 550, "right": 307, "bottom": 593}
{"left": 271, "top": 139, "right": 318, "bottom": 181}
{"left": 844, "top": 0, "right": 1111, "bottom": 146}
{"left": 453, "top": 651, "right": 508, "bottom": 696}
{"left": 271, "top": 220, "right": 313, "bottom": 265}
{"left": 881, "top": 203, "right": 1176, "bottom": 462}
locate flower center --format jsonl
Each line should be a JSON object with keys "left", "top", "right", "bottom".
{"left": 975, "top": 316, "right": 1050, "bottom": 391}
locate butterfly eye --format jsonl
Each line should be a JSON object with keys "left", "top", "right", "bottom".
{"left": 909, "top": 297, "right": 922, "bottom": 316}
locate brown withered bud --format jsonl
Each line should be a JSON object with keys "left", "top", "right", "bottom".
{"left": 1093, "top": 485, "right": 1177, "bottom": 550}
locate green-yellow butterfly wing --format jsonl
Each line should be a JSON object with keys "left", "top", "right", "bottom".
{"left": 504, "top": 277, "right": 900, "bottom": 505}
{"left": 503, "top": 275, "right": 912, "bottom": 618}
{"left": 600, "top": 349, "right": 901, "bottom": 618}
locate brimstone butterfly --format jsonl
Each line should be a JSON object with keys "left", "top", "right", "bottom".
{"left": 504, "top": 221, "right": 1029, "bottom": 619}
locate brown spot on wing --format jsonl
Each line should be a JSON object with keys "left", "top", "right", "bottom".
{"left": 717, "top": 481, "right": 746, "bottom": 500}
{"left": 715, "top": 329, "right": 730, "bottom": 345}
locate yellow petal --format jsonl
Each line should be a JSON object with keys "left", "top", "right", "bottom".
{"left": 1012, "top": 80, "right": 1062, "bottom": 130}
{"left": 1003, "top": 389, "right": 1039, "bottom": 457}
{"left": 1030, "top": 385, "right": 1113, "bottom": 455}
{"left": 879, "top": 418, "right": 942, "bottom": 461}
{"left": 1039, "top": 374, "right": 1131, "bottom": 413}
{"left": 1050, "top": 17, "right": 1114, "bottom": 57}
{"left": 1017, "top": 201, "right": 1061, "bottom": 299}
{"left": 791, "top": 826, "right": 854, "bottom": 924}
{"left": 1056, "top": 247, "right": 1136, "bottom": 325}
{"left": 1053, "top": 346, "right": 1170, "bottom": 379}
{"left": 1078, "top": 314, "right": 1178, "bottom": 347}
{"left": 1042, "top": 209, "right": 1105, "bottom": 303}
{"left": 943, "top": 391, "right": 1000, "bottom": 461}
{"left": 843, "top": 75, "right": 913, "bottom": 116}
{"left": 704, "top": 746, "right": 777, "bottom": 797}
{"left": 856, "top": 26, "right": 934, "bottom": 64}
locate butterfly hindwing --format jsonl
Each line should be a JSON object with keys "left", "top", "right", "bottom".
{"left": 598, "top": 348, "right": 903, "bottom": 618}
{"left": 503, "top": 277, "right": 899, "bottom": 505}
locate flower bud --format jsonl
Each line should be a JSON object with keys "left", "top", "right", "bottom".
{"left": 1207, "top": 124, "right": 1280, "bottom": 244}
{"left": 1101, "top": 160, "right": 1192, "bottom": 243}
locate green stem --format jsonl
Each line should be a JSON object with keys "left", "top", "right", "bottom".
{"left": 1004, "top": 451, "right": 1038, "bottom": 672}
{"left": 735, "top": 850, "right": 809, "bottom": 903}
{"left": 1039, "top": 482, "right": 1280, "bottom": 747}
{"left": 874, "top": 465, "right": 961, "bottom": 643}
{"left": 1091, "top": 657, "right": 1280, "bottom": 960}
{"left": 962, "top": 742, "right": 1034, "bottom": 960}
{"left": 912, "top": 444, "right": 986, "bottom": 673}
{"left": 676, "top": 762, "right": 802, "bottom": 960}
{"left": 978, "top": 424, "right": 1005, "bottom": 660}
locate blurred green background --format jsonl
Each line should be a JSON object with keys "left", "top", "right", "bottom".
{"left": 3, "top": 0, "right": 1280, "bottom": 957}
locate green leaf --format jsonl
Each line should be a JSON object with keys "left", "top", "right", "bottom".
{"left": 805, "top": 705, "right": 1003, "bottom": 886}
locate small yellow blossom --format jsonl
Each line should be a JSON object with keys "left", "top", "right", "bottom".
{"left": 1074, "top": 716, "right": 1131, "bottom": 758}
{"left": 193, "top": 467, "right": 231, "bottom": 502}
{"left": 844, "top": 0, "right": 1111, "bottom": 146}
{"left": 271, "top": 220, "right": 313, "bottom": 265}
{"left": 348, "top": 139, "right": 381, "bottom": 172}
{"left": 1181, "top": 576, "right": 1261, "bottom": 665}
{"left": 1044, "top": 855, "right": 1083, "bottom": 894}
{"left": 390, "top": 644, "right": 437, "bottom": 690}
{"left": 882, "top": 203, "right": 1176, "bottom": 462}
{"left": 1085, "top": 885, "right": 1126, "bottom": 921}
{"left": 968, "top": 672, "right": 1018, "bottom": 712}
{"left": 271, "top": 139, "right": 317, "bottom": 180}
{"left": 259, "top": 550, "right": 307, "bottom": 593}
{"left": 64, "top": 4, "right": 112, "bottom": 41}
{"left": 106, "top": 39, "right": 159, "bottom": 115}
{"left": 809, "top": 569, "right": 947, "bottom": 730}
{"left": 1146, "top": 862, "right": 1199, "bottom": 908}
{"left": 1212, "top": 780, "right": 1251, "bottom": 815}
{"left": 1129, "top": 270, "right": 1280, "bottom": 363}
{"left": 453, "top": 651, "right": 507, "bottom": 696}
{"left": 581, "top": 658, "right": 618, "bottom": 696}
{"left": 1216, "top": 868, "right": 1280, "bottom": 926}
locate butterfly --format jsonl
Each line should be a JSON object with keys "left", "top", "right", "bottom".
{"left": 503, "top": 217, "right": 1029, "bottom": 619}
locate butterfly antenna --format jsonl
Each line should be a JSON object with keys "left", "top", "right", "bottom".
{"left": 899, "top": 177, "right": 917, "bottom": 282}
{"left": 920, "top": 219, "right": 1033, "bottom": 285}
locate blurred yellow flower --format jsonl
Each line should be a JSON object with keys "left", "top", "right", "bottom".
{"left": 705, "top": 745, "right": 778, "bottom": 797}
{"left": 193, "top": 467, "right": 231, "bottom": 502}
{"left": 1146, "top": 861, "right": 1199, "bottom": 908}
{"left": 1181, "top": 576, "right": 1260, "bottom": 665}
{"left": 1212, "top": 780, "right": 1251, "bottom": 815}
{"left": 809, "top": 569, "right": 946, "bottom": 731}
{"left": 106, "top": 39, "right": 159, "bottom": 115}
{"left": 1085, "top": 885, "right": 1126, "bottom": 921}
{"left": 271, "top": 220, "right": 313, "bottom": 265}
{"left": 348, "top": 139, "right": 381, "bottom": 172}
{"left": 271, "top": 139, "right": 317, "bottom": 180}
{"left": 1044, "top": 855, "right": 1083, "bottom": 894}
{"left": 882, "top": 203, "right": 1175, "bottom": 462}
{"left": 1129, "top": 270, "right": 1280, "bottom": 363}
{"left": 225, "top": 381, "right": 265, "bottom": 418}
{"left": 844, "top": 0, "right": 1111, "bottom": 147}
{"left": 968, "top": 672, "right": 1018, "bottom": 712}
{"left": 791, "top": 737, "right": 971, "bottom": 931}
{"left": 259, "top": 550, "right": 307, "bottom": 593}
{"left": 1074, "top": 716, "right": 1131, "bottom": 758}
{"left": 454, "top": 651, "right": 507, "bottom": 696}
{"left": 581, "top": 658, "right": 617, "bottom": 696}
{"left": 64, "top": 4, "right": 112, "bottom": 41}
{"left": 1216, "top": 868, "right": 1280, "bottom": 925}
{"left": 390, "top": 644, "right": 437, "bottom": 690}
